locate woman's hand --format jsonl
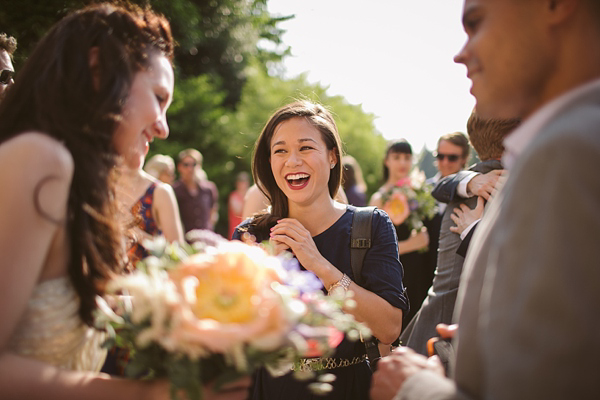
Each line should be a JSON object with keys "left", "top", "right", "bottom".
{"left": 449, "top": 196, "right": 484, "bottom": 235}
{"left": 398, "top": 227, "right": 429, "bottom": 255}
{"left": 269, "top": 218, "right": 328, "bottom": 275}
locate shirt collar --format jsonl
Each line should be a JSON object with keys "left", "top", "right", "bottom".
{"left": 502, "top": 77, "right": 600, "bottom": 169}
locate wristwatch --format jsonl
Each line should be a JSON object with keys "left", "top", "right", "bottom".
{"left": 327, "top": 273, "right": 352, "bottom": 296}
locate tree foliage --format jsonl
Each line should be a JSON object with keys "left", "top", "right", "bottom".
{"left": 0, "top": 0, "right": 289, "bottom": 107}
{"left": 2, "top": 0, "right": 389, "bottom": 237}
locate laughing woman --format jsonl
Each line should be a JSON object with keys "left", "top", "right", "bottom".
{"left": 233, "top": 101, "right": 408, "bottom": 400}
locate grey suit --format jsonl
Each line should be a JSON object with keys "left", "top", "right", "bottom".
{"left": 397, "top": 86, "right": 600, "bottom": 399}
{"left": 400, "top": 160, "right": 502, "bottom": 356}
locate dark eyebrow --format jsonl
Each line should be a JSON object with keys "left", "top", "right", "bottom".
{"left": 461, "top": 4, "right": 478, "bottom": 28}
{"left": 271, "top": 140, "right": 285, "bottom": 149}
{"left": 271, "top": 137, "right": 317, "bottom": 149}
{"left": 298, "top": 138, "right": 318, "bottom": 144}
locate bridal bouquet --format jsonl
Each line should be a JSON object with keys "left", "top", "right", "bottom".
{"left": 380, "top": 168, "right": 436, "bottom": 231}
{"left": 95, "top": 232, "right": 369, "bottom": 399}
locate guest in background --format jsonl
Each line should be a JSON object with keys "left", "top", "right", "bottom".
{"left": 423, "top": 133, "right": 470, "bottom": 308}
{"left": 342, "top": 155, "right": 367, "bottom": 207}
{"left": 144, "top": 154, "right": 175, "bottom": 185}
{"left": 400, "top": 113, "right": 518, "bottom": 356}
{"left": 228, "top": 171, "right": 250, "bottom": 239}
{"left": 173, "top": 148, "right": 219, "bottom": 234}
{"left": 369, "top": 140, "right": 430, "bottom": 330}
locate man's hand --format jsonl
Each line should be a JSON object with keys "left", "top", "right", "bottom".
{"left": 370, "top": 347, "right": 444, "bottom": 400}
{"left": 466, "top": 169, "right": 504, "bottom": 200}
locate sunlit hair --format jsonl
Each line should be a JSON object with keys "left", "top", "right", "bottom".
{"left": 382, "top": 139, "right": 412, "bottom": 182}
{"left": 0, "top": 3, "right": 174, "bottom": 325}
{"left": 250, "top": 100, "right": 342, "bottom": 236}
{"left": 178, "top": 148, "right": 203, "bottom": 165}
{"left": 342, "top": 155, "right": 367, "bottom": 193}
{"left": 144, "top": 154, "right": 175, "bottom": 179}
{"left": 0, "top": 33, "right": 17, "bottom": 56}
{"left": 467, "top": 111, "right": 521, "bottom": 161}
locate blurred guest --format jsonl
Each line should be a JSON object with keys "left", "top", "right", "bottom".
{"left": 400, "top": 113, "right": 518, "bottom": 356}
{"left": 422, "top": 132, "right": 471, "bottom": 326}
{"left": 144, "top": 153, "right": 175, "bottom": 185}
{"left": 0, "top": 33, "right": 17, "bottom": 101}
{"left": 342, "top": 155, "right": 367, "bottom": 206}
{"left": 228, "top": 171, "right": 250, "bottom": 239}
{"left": 242, "top": 183, "right": 269, "bottom": 220}
{"left": 173, "top": 148, "right": 219, "bottom": 234}
{"left": 370, "top": 140, "right": 430, "bottom": 330}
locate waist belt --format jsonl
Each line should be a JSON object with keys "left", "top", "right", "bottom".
{"left": 292, "top": 354, "right": 368, "bottom": 372}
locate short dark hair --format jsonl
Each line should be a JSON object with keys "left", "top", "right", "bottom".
{"left": 383, "top": 139, "right": 412, "bottom": 182}
{"left": 0, "top": 33, "right": 17, "bottom": 56}
{"left": 466, "top": 112, "right": 521, "bottom": 161}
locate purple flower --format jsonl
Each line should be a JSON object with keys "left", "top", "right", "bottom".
{"left": 409, "top": 199, "right": 419, "bottom": 211}
{"left": 280, "top": 256, "right": 324, "bottom": 293}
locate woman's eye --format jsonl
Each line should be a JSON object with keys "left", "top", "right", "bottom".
{"left": 273, "top": 148, "right": 285, "bottom": 154}
{"left": 156, "top": 94, "right": 166, "bottom": 104}
{"left": 300, "top": 146, "right": 313, "bottom": 151}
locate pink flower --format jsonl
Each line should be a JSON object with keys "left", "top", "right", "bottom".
{"left": 395, "top": 178, "right": 411, "bottom": 188}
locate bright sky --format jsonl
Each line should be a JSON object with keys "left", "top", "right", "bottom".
{"left": 265, "top": 0, "right": 474, "bottom": 152}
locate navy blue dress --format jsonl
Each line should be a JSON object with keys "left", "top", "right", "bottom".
{"left": 233, "top": 205, "right": 408, "bottom": 400}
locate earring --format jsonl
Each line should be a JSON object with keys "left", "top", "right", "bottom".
{"left": 330, "top": 164, "right": 335, "bottom": 169}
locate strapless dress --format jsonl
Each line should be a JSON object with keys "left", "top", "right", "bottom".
{"left": 7, "top": 276, "right": 107, "bottom": 371}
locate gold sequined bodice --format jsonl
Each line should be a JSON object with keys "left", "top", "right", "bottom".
{"left": 7, "top": 276, "right": 107, "bottom": 371}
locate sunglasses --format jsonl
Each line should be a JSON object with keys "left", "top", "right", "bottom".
{"left": 0, "top": 69, "right": 14, "bottom": 85}
{"left": 435, "top": 153, "right": 461, "bottom": 162}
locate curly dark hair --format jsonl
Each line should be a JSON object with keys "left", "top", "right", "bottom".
{"left": 0, "top": 3, "right": 174, "bottom": 325}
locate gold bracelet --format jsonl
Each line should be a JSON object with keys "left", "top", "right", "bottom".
{"left": 327, "top": 273, "right": 351, "bottom": 295}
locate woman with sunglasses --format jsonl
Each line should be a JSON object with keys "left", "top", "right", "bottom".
{"left": 369, "top": 140, "right": 432, "bottom": 329}
{"left": 0, "top": 4, "right": 248, "bottom": 399}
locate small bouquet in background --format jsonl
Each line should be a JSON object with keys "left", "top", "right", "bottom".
{"left": 95, "top": 232, "right": 369, "bottom": 399}
{"left": 380, "top": 168, "right": 436, "bottom": 230}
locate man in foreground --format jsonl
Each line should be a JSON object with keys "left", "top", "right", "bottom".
{"left": 371, "top": 0, "right": 600, "bottom": 398}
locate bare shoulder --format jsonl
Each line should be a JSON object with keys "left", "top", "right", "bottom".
{"left": 153, "top": 180, "right": 177, "bottom": 200}
{"left": 369, "top": 190, "right": 383, "bottom": 207}
{"left": 0, "top": 132, "right": 74, "bottom": 180}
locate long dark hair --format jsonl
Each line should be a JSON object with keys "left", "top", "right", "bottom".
{"left": 0, "top": 3, "right": 173, "bottom": 325}
{"left": 250, "top": 101, "right": 343, "bottom": 236}
{"left": 382, "top": 139, "right": 412, "bottom": 183}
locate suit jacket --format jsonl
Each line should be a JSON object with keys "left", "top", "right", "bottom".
{"left": 400, "top": 160, "right": 502, "bottom": 356}
{"left": 397, "top": 85, "right": 600, "bottom": 399}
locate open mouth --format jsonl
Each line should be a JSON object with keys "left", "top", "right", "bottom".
{"left": 285, "top": 173, "right": 310, "bottom": 190}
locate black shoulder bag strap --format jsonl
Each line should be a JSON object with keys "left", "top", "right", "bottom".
{"left": 350, "top": 206, "right": 381, "bottom": 371}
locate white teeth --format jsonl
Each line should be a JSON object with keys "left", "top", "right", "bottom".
{"left": 286, "top": 173, "right": 309, "bottom": 180}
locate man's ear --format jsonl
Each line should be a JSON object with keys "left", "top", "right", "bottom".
{"left": 88, "top": 46, "right": 101, "bottom": 90}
